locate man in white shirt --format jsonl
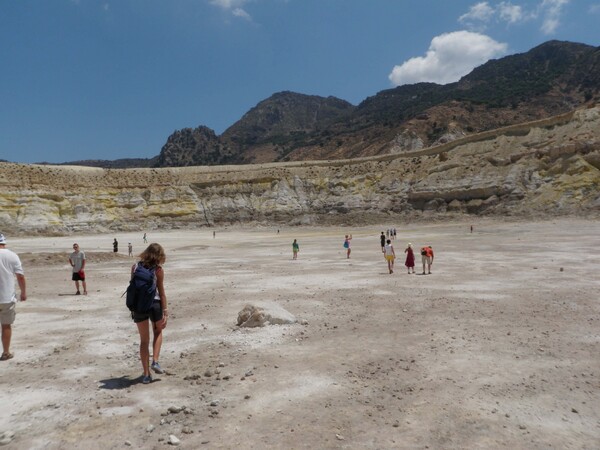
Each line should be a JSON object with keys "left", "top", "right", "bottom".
{"left": 0, "top": 233, "right": 27, "bottom": 361}
{"left": 69, "top": 243, "right": 87, "bottom": 295}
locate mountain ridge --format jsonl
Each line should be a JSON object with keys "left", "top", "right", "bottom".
{"left": 50, "top": 40, "right": 599, "bottom": 168}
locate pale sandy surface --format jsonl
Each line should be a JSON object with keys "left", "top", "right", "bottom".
{"left": 1, "top": 219, "right": 599, "bottom": 449}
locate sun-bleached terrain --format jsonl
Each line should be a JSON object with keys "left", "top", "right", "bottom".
{"left": 1, "top": 219, "right": 599, "bottom": 449}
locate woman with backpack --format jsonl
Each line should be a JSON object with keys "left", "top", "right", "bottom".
{"left": 131, "top": 243, "right": 168, "bottom": 384}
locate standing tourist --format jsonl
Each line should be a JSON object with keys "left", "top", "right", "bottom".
{"left": 0, "top": 233, "right": 27, "bottom": 361}
{"left": 131, "top": 243, "right": 168, "bottom": 384}
{"left": 380, "top": 232, "right": 386, "bottom": 251}
{"left": 292, "top": 239, "right": 299, "bottom": 260}
{"left": 404, "top": 243, "right": 415, "bottom": 274}
{"left": 128, "top": 243, "right": 133, "bottom": 257}
{"left": 69, "top": 243, "right": 87, "bottom": 295}
{"left": 113, "top": 238, "right": 119, "bottom": 253}
{"left": 343, "top": 234, "right": 353, "bottom": 259}
{"left": 143, "top": 233, "right": 148, "bottom": 243}
{"left": 383, "top": 239, "right": 395, "bottom": 274}
{"left": 421, "top": 245, "right": 434, "bottom": 275}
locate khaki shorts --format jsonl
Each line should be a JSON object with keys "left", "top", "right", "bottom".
{"left": 385, "top": 255, "right": 395, "bottom": 262}
{"left": 0, "top": 302, "right": 16, "bottom": 325}
{"left": 422, "top": 255, "right": 432, "bottom": 265}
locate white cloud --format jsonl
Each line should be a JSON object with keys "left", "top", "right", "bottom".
{"left": 498, "top": 2, "right": 524, "bottom": 23}
{"left": 539, "top": 0, "right": 570, "bottom": 34}
{"left": 210, "top": 0, "right": 252, "bottom": 20}
{"left": 210, "top": 0, "right": 247, "bottom": 8}
{"left": 459, "top": 1, "right": 571, "bottom": 34}
{"left": 459, "top": 2, "right": 495, "bottom": 23}
{"left": 232, "top": 7, "right": 251, "bottom": 20}
{"left": 590, "top": 4, "right": 600, "bottom": 13}
{"left": 388, "top": 31, "right": 507, "bottom": 86}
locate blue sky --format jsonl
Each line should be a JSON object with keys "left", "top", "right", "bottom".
{"left": 1, "top": 0, "right": 599, "bottom": 164}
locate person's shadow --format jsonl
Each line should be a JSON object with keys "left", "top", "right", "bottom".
{"left": 98, "top": 376, "right": 135, "bottom": 389}
{"left": 98, "top": 375, "right": 159, "bottom": 389}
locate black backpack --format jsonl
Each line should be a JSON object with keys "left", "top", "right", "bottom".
{"left": 125, "top": 263, "right": 157, "bottom": 313}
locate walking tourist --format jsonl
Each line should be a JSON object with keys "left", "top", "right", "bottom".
{"left": 131, "top": 243, "right": 168, "bottom": 384}
{"left": 0, "top": 233, "right": 27, "bottom": 361}
{"left": 383, "top": 239, "right": 395, "bottom": 274}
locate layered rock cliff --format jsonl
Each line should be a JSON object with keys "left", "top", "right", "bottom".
{"left": 1, "top": 106, "right": 599, "bottom": 235}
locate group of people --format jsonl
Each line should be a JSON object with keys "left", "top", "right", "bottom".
{"left": 290, "top": 232, "right": 433, "bottom": 276}
{"left": 1, "top": 232, "right": 168, "bottom": 386}
{"left": 381, "top": 233, "right": 434, "bottom": 275}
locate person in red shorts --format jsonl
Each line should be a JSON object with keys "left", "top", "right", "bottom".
{"left": 69, "top": 243, "right": 87, "bottom": 295}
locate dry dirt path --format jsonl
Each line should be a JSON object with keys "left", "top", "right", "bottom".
{"left": 1, "top": 219, "right": 599, "bottom": 449}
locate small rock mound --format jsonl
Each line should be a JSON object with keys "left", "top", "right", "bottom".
{"left": 237, "top": 304, "right": 297, "bottom": 328}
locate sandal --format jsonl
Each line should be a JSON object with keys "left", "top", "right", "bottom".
{"left": 0, "top": 352, "right": 14, "bottom": 361}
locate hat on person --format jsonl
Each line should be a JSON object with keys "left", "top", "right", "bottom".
{"left": 408, "top": 242, "right": 412, "bottom": 247}
{"left": 0, "top": 233, "right": 6, "bottom": 244}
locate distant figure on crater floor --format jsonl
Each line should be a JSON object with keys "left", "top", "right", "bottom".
{"left": 383, "top": 239, "right": 395, "bottom": 274}
{"left": 113, "top": 238, "right": 119, "bottom": 253}
{"left": 343, "top": 234, "right": 352, "bottom": 259}
{"left": 380, "top": 232, "right": 386, "bottom": 251}
{"left": 421, "top": 245, "right": 434, "bottom": 275}
{"left": 405, "top": 243, "right": 415, "bottom": 274}
{"left": 292, "top": 239, "right": 299, "bottom": 260}
{"left": 143, "top": 233, "right": 147, "bottom": 244}
{"left": 128, "top": 243, "right": 133, "bottom": 257}
{"left": 69, "top": 243, "right": 87, "bottom": 295}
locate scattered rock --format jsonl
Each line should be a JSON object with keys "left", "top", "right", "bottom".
{"left": 0, "top": 431, "right": 15, "bottom": 446}
{"left": 168, "top": 435, "right": 181, "bottom": 446}
{"left": 237, "top": 304, "right": 297, "bottom": 327}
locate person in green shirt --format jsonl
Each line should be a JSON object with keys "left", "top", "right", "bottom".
{"left": 292, "top": 239, "right": 299, "bottom": 260}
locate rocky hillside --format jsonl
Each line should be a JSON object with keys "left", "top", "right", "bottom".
{"left": 153, "top": 40, "right": 599, "bottom": 167}
{"left": 1, "top": 105, "right": 598, "bottom": 235}
{"left": 156, "top": 92, "right": 355, "bottom": 167}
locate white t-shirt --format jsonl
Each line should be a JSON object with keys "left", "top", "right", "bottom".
{"left": 384, "top": 244, "right": 394, "bottom": 256}
{"left": 0, "top": 248, "right": 24, "bottom": 304}
{"left": 70, "top": 251, "right": 86, "bottom": 272}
